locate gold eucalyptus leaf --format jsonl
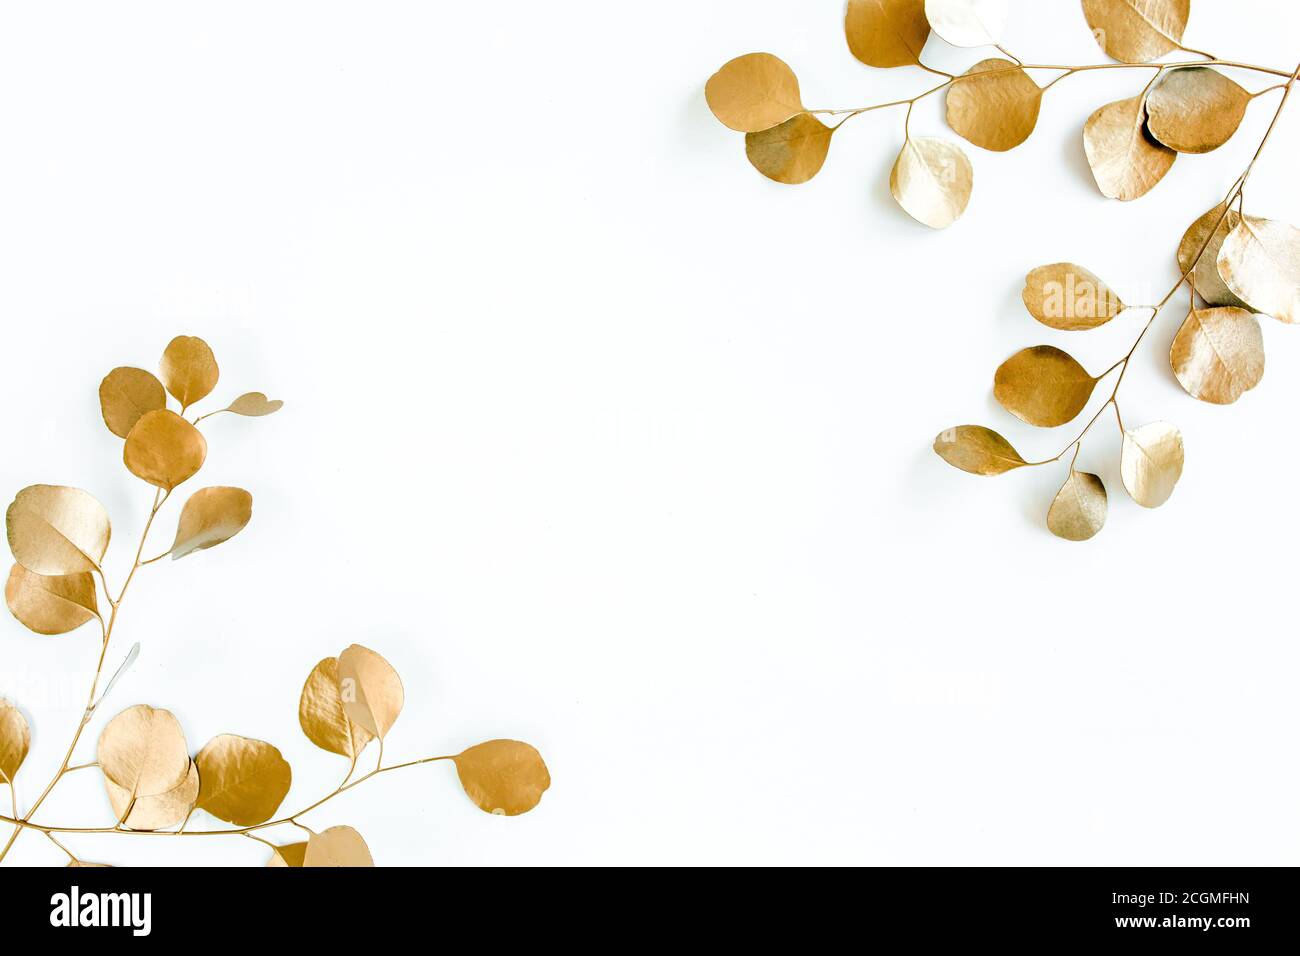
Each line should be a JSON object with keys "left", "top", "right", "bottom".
{"left": 1081, "top": 0, "right": 1190, "bottom": 64}
{"left": 6, "top": 485, "right": 111, "bottom": 576}
{"left": 846, "top": 0, "right": 930, "bottom": 68}
{"left": 1021, "top": 263, "right": 1126, "bottom": 330}
{"left": 1120, "top": 421, "right": 1184, "bottom": 508}
{"left": 890, "top": 136, "right": 973, "bottom": 229}
{"left": 159, "top": 335, "right": 219, "bottom": 410}
{"left": 1083, "top": 95, "right": 1176, "bottom": 201}
{"left": 1170, "top": 307, "right": 1264, "bottom": 404}
{"left": 945, "top": 58, "right": 1042, "bottom": 152}
{"left": 97, "top": 704, "right": 191, "bottom": 799}
{"left": 303, "top": 825, "right": 374, "bottom": 867}
{"left": 1146, "top": 67, "right": 1249, "bottom": 154}
{"left": 167, "top": 487, "right": 252, "bottom": 560}
{"left": 744, "top": 113, "right": 834, "bottom": 185}
{"left": 932, "top": 425, "right": 1027, "bottom": 475}
{"left": 299, "top": 656, "right": 374, "bottom": 759}
{"left": 0, "top": 698, "right": 31, "bottom": 783}
{"left": 225, "top": 392, "right": 283, "bottom": 417}
{"left": 924, "top": 0, "right": 1009, "bottom": 48}
{"left": 1178, "top": 204, "right": 1248, "bottom": 309}
{"left": 4, "top": 564, "right": 98, "bottom": 635}
{"left": 194, "top": 734, "right": 293, "bottom": 826}
{"left": 704, "top": 53, "right": 803, "bottom": 133}
{"left": 1047, "top": 471, "right": 1108, "bottom": 541}
{"left": 105, "top": 760, "right": 198, "bottom": 830}
{"left": 454, "top": 740, "right": 552, "bottom": 816}
{"left": 994, "top": 346, "right": 1098, "bottom": 427}
{"left": 123, "top": 409, "right": 208, "bottom": 491}
{"left": 1216, "top": 216, "right": 1300, "bottom": 324}
{"left": 98, "top": 367, "right": 167, "bottom": 439}
{"left": 337, "top": 644, "right": 404, "bottom": 740}
{"left": 267, "top": 842, "right": 308, "bottom": 867}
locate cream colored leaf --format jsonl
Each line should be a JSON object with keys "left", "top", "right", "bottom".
{"left": 267, "top": 842, "right": 308, "bottom": 867}
{"left": 0, "top": 698, "right": 30, "bottom": 783}
{"left": 337, "top": 644, "right": 404, "bottom": 739}
{"left": 890, "top": 136, "right": 973, "bottom": 229}
{"left": 704, "top": 53, "right": 802, "bottom": 133}
{"left": 1217, "top": 216, "right": 1300, "bottom": 324}
{"left": 98, "top": 367, "right": 167, "bottom": 439}
{"left": 6, "top": 485, "right": 111, "bottom": 576}
{"left": 299, "top": 656, "right": 374, "bottom": 759}
{"left": 1081, "top": 0, "right": 1190, "bottom": 64}
{"left": 303, "top": 825, "right": 374, "bottom": 867}
{"left": 454, "top": 740, "right": 552, "bottom": 816}
{"left": 159, "top": 335, "right": 219, "bottom": 410}
{"left": 924, "top": 0, "right": 1009, "bottom": 48}
{"left": 932, "top": 425, "right": 1027, "bottom": 476}
{"left": 745, "top": 114, "right": 833, "bottom": 185}
{"left": 225, "top": 392, "right": 283, "bottom": 417}
{"left": 1047, "top": 471, "right": 1108, "bottom": 541}
{"left": 1121, "top": 421, "right": 1184, "bottom": 508}
{"left": 1146, "top": 67, "right": 1249, "bottom": 153}
{"left": 5, "top": 564, "right": 98, "bottom": 635}
{"left": 945, "top": 58, "right": 1042, "bottom": 152}
{"left": 1021, "top": 263, "right": 1126, "bottom": 330}
{"left": 194, "top": 734, "right": 293, "bottom": 826}
{"left": 1169, "top": 307, "right": 1264, "bottom": 404}
{"left": 846, "top": 0, "right": 931, "bottom": 68}
{"left": 1178, "top": 204, "right": 1248, "bottom": 309}
{"left": 994, "top": 346, "right": 1098, "bottom": 427}
{"left": 123, "top": 409, "right": 208, "bottom": 491}
{"left": 1083, "top": 95, "right": 1175, "bottom": 201}
{"left": 97, "top": 704, "right": 190, "bottom": 799}
{"left": 105, "top": 760, "right": 198, "bottom": 830}
{"left": 167, "top": 487, "right": 252, "bottom": 560}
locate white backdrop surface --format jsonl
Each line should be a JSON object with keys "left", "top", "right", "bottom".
{"left": 1, "top": 1, "right": 1298, "bottom": 865}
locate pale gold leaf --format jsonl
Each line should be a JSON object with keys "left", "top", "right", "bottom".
{"left": 1178, "top": 204, "right": 1247, "bottom": 309}
{"left": 1083, "top": 95, "right": 1175, "bottom": 201}
{"left": 98, "top": 367, "right": 167, "bottom": 439}
{"left": 159, "top": 335, "right": 219, "bottom": 410}
{"left": 267, "top": 842, "right": 307, "bottom": 867}
{"left": 105, "top": 760, "right": 198, "bottom": 830}
{"left": 846, "top": 0, "right": 930, "bottom": 68}
{"left": 1120, "top": 421, "right": 1184, "bottom": 508}
{"left": 994, "top": 346, "right": 1097, "bottom": 427}
{"left": 299, "top": 656, "right": 374, "bottom": 759}
{"left": 1146, "top": 67, "right": 1249, "bottom": 153}
{"left": 97, "top": 704, "right": 190, "bottom": 800}
{"left": 890, "top": 136, "right": 973, "bottom": 229}
{"left": 303, "top": 825, "right": 374, "bottom": 867}
{"left": 225, "top": 392, "right": 283, "bottom": 417}
{"left": 123, "top": 409, "right": 208, "bottom": 491}
{"left": 337, "top": 644, "right": 404, "bottom": 740}
{"left": 5, "top": 564, "right": 98, "bottom": 635}
{"left": 454, "top": 739, "right": 551, "bottom": 816}
{"left": 167, "top": 487, "right": 252, "bottom": 560}
{"left": 194, "top": 734, "right": 292, "bottom": 826}
{"left": 0, "top": 698, "right": 30, "bottom": 783}
{"left": 924, "top": 0, "right": 1008, "bottom": 48}
{"left": 1047, "top": 471, "right": 1108, "bottom": 541}
{"left": 705, "top": 53, "right": 802, "bottom": 133}
{"left": 1169, "top": 307, "right": 1264, "bottom": 404}
{"left": 1021, "top": 263, "right": 1125, "bottom": 330}
{"left": 745, "top": 113, "right": 833, "bottom": 185}
{"left": 933, "top": 425, "right": 1027, "bottom": 476}
{"left": 1216, "top": 216, "right": 1300, "bottom": 324}
{"left": 1081, "top": 0, "right": 1190, "bottom": 64}
{"left": 6, "top": 485, "right": 111, "bottom": 576}
{"left": 946, "top": 58, "right": 1042, "bottom": 152}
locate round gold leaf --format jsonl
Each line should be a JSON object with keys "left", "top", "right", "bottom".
{"left": 454, "top": 739, "right": 551, "bottom": 816}
{"left": 299, "top": 656, "right": 374, "bottom": 759}
{"left": 1120, "top": 421, "right": 1184, "bottom": 508}
{"left": 704, "top": 53, "right": 802, "bottom": 133}
{"left": 932, "top": 425, "right": 1027, "bottom": 476}
{"left": 98, "top": 367, "right": 167, "bottom": 439}
{"left": 1083, "top": 95, "right": 1175, "bottom": 201}
{"left": 1021, "top": 263, "right": 1125, "bottom": 330}
{"left": 226, "top": 392, "right": 283, "bottom": 417}
{"left": 267, "top": 841, "right": 308, "bottom": 867}
{"left": 168, "top": 487, "right": 253, "bottom": 560}
{"left": 1170, "top": 307, "right": 1264, "bottom": 404}
{"left": 890, "top": 136, "right": 973, "bottom": 229}
{"left": 1047, "top": 471, "right": 1108, "bottom": 541}
{"left": 744, "top": 113, "right": 833, "bottom": 185}
{"left": 846, "top": 0, "right": 930, "bottom": 68}
{"left": 924, "top": 0, "right": 1009, "bottom": 48}
{"left": 194, "top": 734, "right": 292, "bottom": 826}
{"left": 1081, "top": 0, "right": 1189, "bottom": 64}
{"left": 105, "top": 760, "right": 198, "bottom": 830}
{"left": 5, "top": 564, "right": 98, "bottom": 635}
{"left": 1178, "top": 204, "right": 1248, "bottom": 309}
{"left": 6, "top": 485, "right": 111, "bottom": 576}
{"left": 1216, "top": 217, "right": 1300, "bottom": 324}
{"left": 0, "top": 698, "right": 31, "bottom": 783}
{"left": 337, "top": 644, "right": 404, "bottom": 740}
{"left": 1146, "top": 67, "right": 1248, "bottom": 154}
{"left": 123, "top": 409, "right": 208, "bottom": 491}
{"left": 945, "top": 58, "right": 1042, "bottom": 152}
{"left": 97, "top": 704, "right": 191, "bottom": 799}
{"left": 159, "top": 335, "right": 219, "bottom": 410}
{"left": 303, "top": 825, "right": 374, "bottom": 867}
{"left": 993, "top": 346, "right": 1097, "bottom": 427}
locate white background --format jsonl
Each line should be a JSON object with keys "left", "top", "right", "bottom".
{"left": 1, "top": 1, "right": 1298, "bottom": 866}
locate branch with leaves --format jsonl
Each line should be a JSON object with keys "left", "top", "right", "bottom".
{"left": 707, "top": 0, "right": 1300, "bottom": 538}
{"left": 0, "top": 336, "right": 549, "bottom": 867}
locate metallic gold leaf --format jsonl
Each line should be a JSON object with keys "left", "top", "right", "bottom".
{"left": 994, "top": 346, "right": 1097, "bottom": 427}
{"left": 159, "top": 335, "right": 219, "bottom": 410}
{"left": 0, "top": 698, "right": 30, "bottom": 783}
{"left": 846, "top": 0, "right": 930, "bottom": 68}
{"left": 924, "top": 0, "right": 1008, "bottom": 48}
{"left": 1081, "top": 0, "right": 1189, "bottom": 64}
{"left": 123, "top": 409, "right": 208, "bottom": 491}
{"left": 1047, "top": 471, "right": 1108, "bottom": 541}
{"left": 890, "top": 136, "right": 973, "bottom": 229}
{"left": 454, "top": 740, "right": 551, "bottom": 816}
{"left": 97, "top": 704, "right": 191, "bottom": 800}
{"left": 303, "top": 825, "right": 374, "bottom": 867}
{"left": 225, "top": 392, "right": 283, "bottom": 417}
{"left": 105, "top": 760, "right": 198, "bottom": 830}
{"left": 1216, "top": 216, "right": 1300, "bottom": 324}
{"left": 6, "top": 485, "right": 111, "bottom": 576}
{"left": 1120, "top": 421, "right": 1184, "bottom": 508}
{"left": 1021, "top": 263, "right": 1125, "bottom": 330}
{"left": 98, "top": 367, "right": 167, "bottom": 439}
{"left": 267, "top": 842, "right": 307, "bottom": 867}
{"left": 744, "top": 114, "right": 833, "bottom": 185}
{"left": 194, "top": 734, "right": 292, "bottom": 826}
{"left": 299, "top": 656, "right": 374, "bottom": 759}
{"left": 4, "top": 564, "right": 98, "bottom": 635}
{"left": 1178, "top": 204, "right": 1248, "bottom": 309}
{"left": 945, "top": 58, "right": 1042, "bottom": 152}
{"left": 705, "top": 53, "right": 803, "bottom": 133}
{"left": 1083, "top": 95, "right": 1175, "bottom": 201}
{"left": 1146, "top": 67, "right": 1249, "bottom": 154}
{"left": 337, "top": 644, "right": 404, "bottom": 740}
{"left": 167, "top": 487, "right": 252, "bottom": 560}
{"left": 932, "top": 425, "right": 1027, "bottom": 475}
{"left": 1170, "top": 307, "right": 1264, "bottom": 404}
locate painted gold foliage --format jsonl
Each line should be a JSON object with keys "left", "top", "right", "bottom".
{"left": 1047, "top": 471, "right": 1108, "bottom": 541}
{"left": 0, "top": 337, "right": 549, "bottom": 867}
{"left": 946, "top": 58, "right": 1041, "bottom": 152}
{"left": 1022, "top": 263, "right": 1125, "bottom": 331}
{"left": 1146, "top": 67, "right": 1249, "bottom": 153}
